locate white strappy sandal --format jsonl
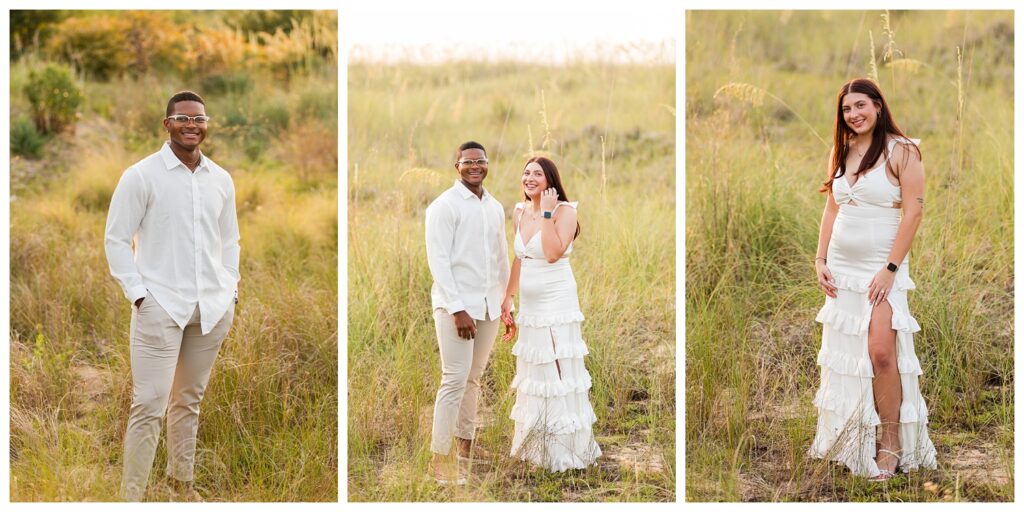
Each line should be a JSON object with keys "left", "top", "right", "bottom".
{"left": 868, "top": 448, "right": 902, "bottom": 482}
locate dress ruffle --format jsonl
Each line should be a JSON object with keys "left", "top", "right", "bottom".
{"left": 510, "top": 397, "right": 598, "bottom": 435}
{"left": 509, "top": 316, "right": 601, "bottom": 471}
{"left": 515, "top": 310, "right": 586, "bottom": 327}
{"left": 815, "top": 301, "right": 921, "bottom": 336}
{"left": 810, "top": 270, "right": 937, "bottom": 477}
{"left": 511, "top": 371, "right": 593, "bottom": 397}
{"left": 829, "top": 272, "right": 917, "bottom": 293}
{"left": 511, "top": 322, "right": 590, "bottom": 364}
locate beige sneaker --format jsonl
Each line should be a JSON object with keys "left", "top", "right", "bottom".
{"left": 456, "top": 441, "right": 493, "bottom": 465}
{"left": 169, "top": 479, "right": 205, "bottom": 502}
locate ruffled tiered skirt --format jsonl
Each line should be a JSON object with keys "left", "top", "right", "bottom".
{"left": 510, "top": 258, "right": 601, "bottom": 471}
{"left": 810, "top": 204, "right": 937, "bottom": 477}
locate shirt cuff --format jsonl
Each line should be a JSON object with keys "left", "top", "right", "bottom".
{"left": 128, "top": 285, "right": 148, "bottom": 304}
{"left": 445, "top": 300, "right": 467, "bottom": 315}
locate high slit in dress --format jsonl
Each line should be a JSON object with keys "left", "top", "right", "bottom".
{"left": 809, "top": 137, "right": 938, "bottom": 477}
{"left": 509, "top": 201, "right": 601, "bottom": 471}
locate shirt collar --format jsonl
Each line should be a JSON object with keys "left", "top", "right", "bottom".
{"left": 453, "top": 179, "right": 489, "bottom": 201}
{"left": 160, "top": 141, "right": 208, "bottom": 172}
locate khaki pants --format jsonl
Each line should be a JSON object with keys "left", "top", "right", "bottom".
{"left": 120, "top": 295, "right": 234, "bottom": 501}
{"left": 430, "top": 308, "right": 499, "bottom": 455}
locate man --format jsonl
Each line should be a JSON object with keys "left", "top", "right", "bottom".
{"left": 105, "top": 91, "right": 240, "bottom": 501}
{"left": 425, "top": 141, "right": 510, "bottom": 484}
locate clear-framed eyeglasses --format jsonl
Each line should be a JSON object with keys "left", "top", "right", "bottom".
{"left": 457, "top": 158, "right": 488, "bottom": 166}
{"left": 166, "top": 115, "right": 211, "bottom": 126}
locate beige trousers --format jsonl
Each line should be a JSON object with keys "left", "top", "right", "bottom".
{"left": 430, "top": 308, "right": 499, "bottom": 455}
{"left": 120, "top": 295, "right": 234, "bottom": 501}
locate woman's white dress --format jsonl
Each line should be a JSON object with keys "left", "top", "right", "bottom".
{"left": 810, "top": 137, "right": 938, "bottom": 477}
{"left": 509, "top": 201, "right": 601, "bottom": 471}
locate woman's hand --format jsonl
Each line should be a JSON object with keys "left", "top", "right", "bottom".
{"left": 540, "top": 188, "right": 558, "bottom": 213}
{"left": 500, "top": 296, "right": 517, "bottom": 342}
{"left": 867, "top": 268, "right": 896, "bottom": 306}
{"left": 501, "top": 295, "right": 513, "bottom": 319}
{"left": 816, "top": 259, "right": 838, "bottom": 298}
{"left": 501, "top": 320, "right": 517, "bottom": 342}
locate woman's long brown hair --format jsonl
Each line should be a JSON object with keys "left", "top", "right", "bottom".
{"left": 820, "top": 78, "right": 919, "bottom": 193}
{"left": 524, "top": 156, "right": 581, "bottom": 240}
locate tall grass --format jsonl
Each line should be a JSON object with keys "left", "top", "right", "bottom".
{"left": 348, "top": 56, "right": 675, "bottom": 501}
{"left": 686, "top": 11, "right": 1013, "bottom": 502}
{"left": 9, "top": 11, "right": 338, "bottom": 502}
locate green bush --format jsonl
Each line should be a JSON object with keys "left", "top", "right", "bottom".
{"left": 255, "top": 94, "right": 291, "bottom": 133}
{"left": 45, "top": 12, "right": 188, "bottom": 79}
{"left": 23, "top": 63, "right": 83, "bottom": 134}
{"left": 224, "top": 11, "right": 309, "bottom": 36}
{"left": 295, "top": 85, "right": 336, "bottom": 124}
{"left": 200, "top": 72, "right": 254, "bottom": 96}
{"left": 10, "top": 10, "right": 67, "bottom": 57}
{"left": 45, "top": 16, "right": 128, "bottom": 81}
{"left": 11, "top": 115, "right": 48, "bottom": 159}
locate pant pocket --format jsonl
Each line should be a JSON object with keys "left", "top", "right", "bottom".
{"left": 133, "top": 300, "right": 175, "bottom": 348}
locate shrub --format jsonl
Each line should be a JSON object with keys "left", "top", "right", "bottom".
{"left": 11, "top": 115, "right": 48, "bottom": 159}
{"left": 224, "top": 11, "right": 310, "bottom": 36}
{"left": 120, "top": 11, "right": 189, "bottom": 76}
{"left": 10, "top": 10, "right": 67, "bottom": 57}
{"left": 253, "top": 12, "right": 337, "bottom": 75}
{"left": 200, "top": 72, "right": 254, "bottom": 96}
{"left": 44, "top": 12, "right": 186, "bottom": 80}
{"left": 183, "top": 28, "right": 252, "bottom": 78}
{"left": 255, "top": 93, "right": 291, "bottom": 133}
{"left": 23, "top": 63, "right": 83, "bottom": 135}
{"left": 45, "top": 16, "right": 129, "bottom": 81}
{"left": 295, "top": 84, "right": 336, "bottom": 124}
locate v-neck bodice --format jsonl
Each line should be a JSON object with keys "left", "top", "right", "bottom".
{"left": 514, "top": 201, "right": 576, "bottom": 259}
{"left": 832, "top": 137, "right": 918, "bottom": 208}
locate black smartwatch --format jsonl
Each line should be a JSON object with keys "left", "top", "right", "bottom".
{"left": 886, "top": 262, "right": 898, "bottom": 272}
{"left": 543, "top": 211, "right": 552, "bottom": 219}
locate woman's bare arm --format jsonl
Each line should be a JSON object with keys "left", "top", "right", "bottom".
{"left": 884, "top": 142, "right": 925, "bottom": 265}
{"left": 540, "top": 204, "right": 577, "bottom": 263}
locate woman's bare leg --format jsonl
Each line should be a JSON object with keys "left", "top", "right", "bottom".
{"left": 868, "top": 300, "right": 902, "bottom": 474}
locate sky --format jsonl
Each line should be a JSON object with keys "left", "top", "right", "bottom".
{"left": 343, "top": 0, "right": 679, "bottom": 63}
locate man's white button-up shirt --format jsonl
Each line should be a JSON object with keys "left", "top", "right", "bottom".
{"left": 425, "top": 180, "right": 510, "bottom": 321}
{"left": 105, "top": 142, "right": 241, "bottom": 335}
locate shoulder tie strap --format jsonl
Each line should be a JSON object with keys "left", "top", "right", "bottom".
{"left": 515, "top": 202, "right": 527, "bottom": 225}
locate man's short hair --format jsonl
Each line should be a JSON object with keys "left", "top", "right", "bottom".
{"left": 166, "top": 91, "right": 206, "bottom": 116}
{"left": 457, "top": 140, "right": 486, "bottom": 157}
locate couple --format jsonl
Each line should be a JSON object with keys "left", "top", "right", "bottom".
{"left": 425, "top": 141, "right": 601, "bottom": 484}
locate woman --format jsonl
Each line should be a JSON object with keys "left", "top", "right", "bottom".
{"left": 500, "top": 156, "right": 601, "bottom": 471}
{"left": 810, "top": 78, "right": 937, "bottom": 481}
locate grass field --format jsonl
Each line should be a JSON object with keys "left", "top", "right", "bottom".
{"left": 9, "top": 11, "right": 338, "bottom": 501}
{"left": 347, "top": 53, "right": 676, "bottom": 501}
{"left": 685, "top": 11, "right": 1013, "bottom": 502}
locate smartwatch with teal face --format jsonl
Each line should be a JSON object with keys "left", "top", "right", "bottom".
{"left": 543, "top": 211, "right": 552, "bottom": 219}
